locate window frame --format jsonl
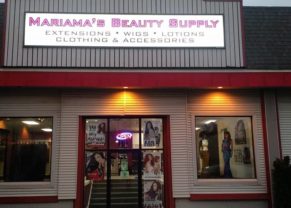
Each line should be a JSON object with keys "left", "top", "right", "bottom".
{"left": 0, "top": 113, "right": 58, "bottom": 191}
{"left": 192, "top": 113, "right": 263, "bottom": 187}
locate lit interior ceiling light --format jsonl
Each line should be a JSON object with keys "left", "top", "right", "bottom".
{"left": 22, "top": 120, "right": 40, "bottom": 125}
{"left": 41, "top": 128, "right": 53, "bottom": 132}
{"left": 204, "top": 120, "right": 216, "bottom": 124}
{"left": 195, "top": 127, "right": 200, "bottom": 130}
{"left": 217, "top": 86, "right": 223, "bottom": 89}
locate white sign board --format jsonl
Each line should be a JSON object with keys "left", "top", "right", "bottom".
{"left": 24, "top": 13, "right": 224, "bottom": 48}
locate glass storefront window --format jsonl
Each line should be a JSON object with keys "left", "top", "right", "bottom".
{"left": 195, "top": 116, "right": 256, "bottom": 179}
{"left": 109, "top": 118, "right": 139, "bottom": 149}
{"left": 0, "top": 117, "right": 52, "bottom": 182}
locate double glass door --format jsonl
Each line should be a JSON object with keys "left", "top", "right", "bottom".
{"left": 83, "top": 117, "right": 165, "bottom": 208}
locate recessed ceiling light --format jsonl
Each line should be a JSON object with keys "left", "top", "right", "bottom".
{"left": 123, "top": 86, "right": 128, "bottom": 89}
{"left": 217, "top": 86, "right": 223, "bottom": 89}
{"left": 41, "top": 128, "right": 52, "bottom": 132}
{"left": 204, "top": 120, "right": 216, "bottom": 124}
{"left": 22, "top": 120, "right": 40, "bottom": 125}
{"left": 195, "top": 127, "right": 200, "bottom": 130}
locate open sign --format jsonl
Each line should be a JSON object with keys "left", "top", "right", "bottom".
{"left": 116, "top": 132, "right": 133, "bottom": 141}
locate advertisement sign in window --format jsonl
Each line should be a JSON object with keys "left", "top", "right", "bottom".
{"left": 142, "top": 119, "right": 163, "bottom": 149}
{"left": 144, "top": 180, "right": 164, "bottom": 208}
{"left": 85, "top": 119, "right": 107, "bottom": 149}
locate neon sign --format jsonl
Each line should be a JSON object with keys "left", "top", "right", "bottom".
{"left": 116, "top": 132, "right": 133, "bottom": 141}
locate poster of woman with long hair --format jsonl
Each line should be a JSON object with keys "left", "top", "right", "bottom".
{"left": 86, "top": 119, "right": 107, "bottom": 148}
{"left": 143, "top": 151, "right": 162, "bottom": 179}
{"left": 85, "top": 151, "right": 106, "bottom": 181}
{"left": 143, "top": 180, "right": 164, "bottom": 208}
{"left": 142, "top": 119, "right": 163, "bottom": 149}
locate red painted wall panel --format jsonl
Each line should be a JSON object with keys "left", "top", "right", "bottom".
{"left": 1, "top": 72, "right": 291, "bottom": 89}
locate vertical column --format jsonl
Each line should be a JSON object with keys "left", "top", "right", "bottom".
{"left": 263, "top": 89, "right": 282, "bottom": 208}
{"left": 264, "top": 90, "right": 281, "bottom": 163}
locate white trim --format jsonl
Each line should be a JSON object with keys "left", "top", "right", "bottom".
{"left": 187, "top": 90, "right": 267, "bottom": 194}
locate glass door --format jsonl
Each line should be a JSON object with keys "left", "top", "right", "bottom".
{"left": 83, "top": 117, "right": 165, "bottom": 208}
{"left": 109, "top": 118, "right": 140, "bottom": 208}
{"left": 110, "top": 151, "right": 139, "bottom": 208}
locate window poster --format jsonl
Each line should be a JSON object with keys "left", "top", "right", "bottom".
{"left": 195, "top": 116, "right": 256, "bottom": 179}
{"left": 143, "top": 180, "right": 164, "bottom": 208}
{"left": 143, "top": 151, "right": 163, "bottom": 179}
{"left": 85, "top": 151, "right": 106, "bottom": 182}
{"left": 85, "top": 119, "right": 107, "bottom": 148}
{"left": 142, "top": 119, "right": 163, "bottom": 149}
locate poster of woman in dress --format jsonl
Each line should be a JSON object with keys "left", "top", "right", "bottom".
{"left": 86, "top": 120, "right": 106, "bottom": 148}
{"left": 85, "top": 151, "right": 106, "bottom": 181}
{"left": 143, "top": 180, "right": 164, "bottom": 208}
{"left": 143, "top": 151, "right": 162, "bottom": 178}
{"left": 142, "top": 119, "right": 163, "bottom": 148}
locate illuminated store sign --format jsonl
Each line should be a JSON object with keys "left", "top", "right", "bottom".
{"left": 24, "top": 13, "right": 224, "bottom": 48}
{"left": 116, "top": 132, "right": 133, "bottom": 141}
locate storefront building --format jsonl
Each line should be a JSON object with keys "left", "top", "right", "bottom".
{"left": 0, "top": 0, "right": 290, "bottom": 208}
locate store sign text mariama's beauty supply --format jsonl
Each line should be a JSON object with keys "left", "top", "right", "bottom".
{"left": 24, "top": 13, "right": 225, "bottom": 48}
